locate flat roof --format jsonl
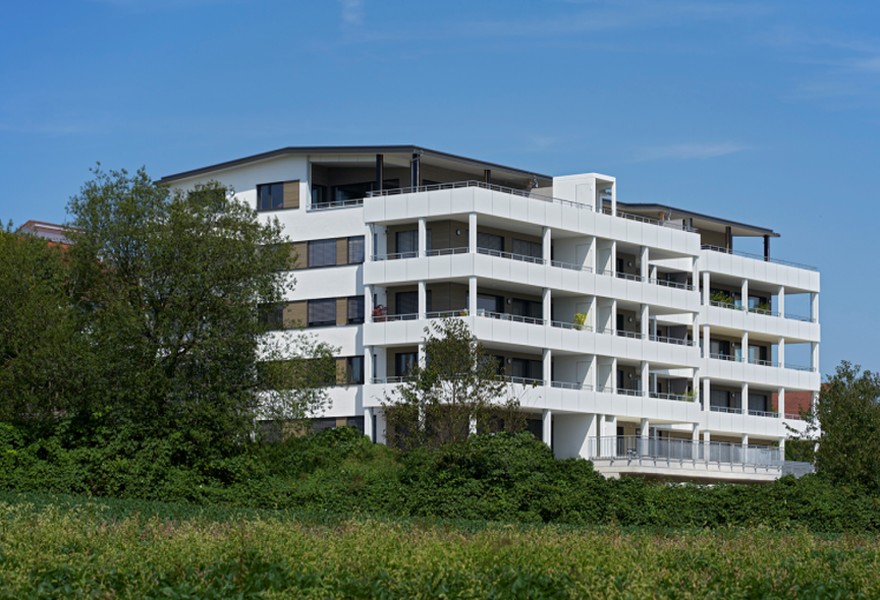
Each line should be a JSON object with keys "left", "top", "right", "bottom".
{"left": 618, "top": 201, "right": 779, "bottom": 238}
{"left": 159, "top": 145, "right": 553, "bottom": 185}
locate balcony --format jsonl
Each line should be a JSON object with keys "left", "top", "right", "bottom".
{"left": 701, "top": 244, "right": 817, "bottom": 272}
{"left": 707, "top": 352, "right": 817, "bottom": 374}
{"left": 708, "top": 299, "right": 817, "bottom": 324}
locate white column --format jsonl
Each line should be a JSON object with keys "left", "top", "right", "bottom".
{"left": 611, "top": 357, "right": 618, "bottom": 393}
{"left": 778, "top": 337, "right": 785, "bottom": 368}
{"left": 365, "top": 284, "right": 373, "bottom": 322}
{"left": 693, "top": 312, "right": 700, "bottom": 348}
{"left": 610, "top": 240, "right": 617, "bottom": 275}
{"left": 469, "top": 275, "right": 478, "bottom": 315}
{"left": 742, "top": 330, "right": 749, "bottom": 363}
{"left": 543, "top": 288, "right": 551, "bottom": 325}
{"left": 374, "top": 409, "right": 386, "bottom": 444}
{"left": 703, "top": 378, "right": 711, "bottom": 412}
{"left": 741, "top": 278, "right": 749, "bottom": 309}
{"left": 588, "top": 237, "right": 597, "bottom": 272}
{"left": 640, "top": 361, "right": 649, "bottom": 396}
{"left": 703, "top": 271, "right": 711, "bottom": 305}
{"left": 611, "top": 299, "right": 618, "bottom": 334}
{"left": 703, "top": 324, "right": 711, "bottom": 358}
{"left": 640, "top": 304, "right": 649, "bottom": 338}
{"left": 639, "top": 246, "right": 649, "bottom": 281}
{"left": 811, "top": 292, "right": 819, "bottom": 322}
{"left": 589, "top": 296, "right": 597, "bottom": 332}
{"left": 812, "top": 342, "right": 819, "bottom": 372}
{"left": 741, "top": 433, "right": 749, "bottom": 463}
{"left": 363, "top": 407, "right": 373, "bottom": 441}
{"left": 365, "top": 224, "right": 374, "bottom": 260}
{"left": 650, "top": 265, "right": 658, "bottom": 280}
{"left": 418, "top": 217, "right": 427, "bottom": 257}
{"left": 418, "top": 342, "right": 426, "bottom": 368}
{"left": 542, "top": 226, "right": 551, "bottom": 264}
{"left": 778, "top": 286, "right": 785, "bottom": 318}
{"left": 543, "top": 348, "right": 552, "bottom": 386}
{"left": 692, "top": 256, "right": 699, "bottom": 295}
{"left": 590, "top": 354, "right": 598, "bottom": 392}
{"left": 418, "top": 280, "right": 426, "bottom": 318}
{"left": 542, "top": 409, "right": 552, "bottom": 448}
{"left": 778, "top": 387, "right": 786, "bottom": 418}
{"left": 468, "top": 212, "right": 477, "bottom": 253}
{"left": 639, "top": 418, "right": 649, "bottom": 455}
{"left": 741, "top": 381, "right": 749, "bottom": 414}
{"left": 364, "top": 347, "right": 373, "bottom": 383}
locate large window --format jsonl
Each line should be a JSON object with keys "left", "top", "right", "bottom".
{"left": 347, "top": 356, "right": 364, "bottom": 385}
{"left": 308, "top": 298, "right": 337, "bottom": 327}
{"left": 512, "top": 239, "right": 542, "bottom": 260}
{"left": 258, "top": 182, "right": 286, "bottom": 211}
{"left": 348, "top": 236, "right": 365, "bottom": 264}
{"left": 395, "top": 352, "right": 418, "bottom": 377}
{"left": 509, "top": 358, "right": 542, "bottom": 380}
{"left": 258, "top": 303, "right": 284, "bottom": 330}
{"left": 477, "top": 232, "right": 504, "bottom": 253}
{"left": 510, "top": 298, "right": 542, "bottom": 319}
{"left": 347, "top": 296, "right": 365, "bottom": 324}
{"left": 308, "top": 239, "right": 337, "bottom": 268}
{"left": 396, "top": 230, "right": 418, "bottom": 258}
{"left": 311, "top": 185, "right": 326, "bottom": 206}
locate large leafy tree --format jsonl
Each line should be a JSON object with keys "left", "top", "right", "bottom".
{"left": 382, "top": 318, "right": 526, "bottom": 450}
{"left": 66, "top": 166, "right": 336, "bottom": 453}
{"left": 798, "top": 361, "right": 880, "bottom": 489}
{"left": 0, "top": 224, "right": 97, "bottom": 429}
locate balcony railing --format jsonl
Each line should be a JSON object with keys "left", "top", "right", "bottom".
{"left": 309, "top": 198, "right": 364, "bottom": 211}
{"left": 479, "top": 311, "right": 545, "bottom": 325}
{"left": 648, "top": 391, "right": 694, "bottom": 402}
{"left": 649, "top": 278, "right": 695, "bottom": 291}
{"left": 786, "top": 364, "right": 817, "bottom": 373}
{"left": 600, "top": 207, "right": 698, "bottom": 232}
{"left": 476, "top": 247, "right": 545, "bottom": 264}
{"left": 707, "top": 300, "right": 817, "bottom": 324}
{"left": 616, "top": 272, "right": 643, "bottom": 283}
{"left": 551, "top": 381, "right": 591, "bottom": 391}
{"left": 749, "top": 357, "right": 779, "bottom": 368}
{"left": 711, "top": 405, "right": 744, "bottom": 415}
{"left": 365, "top": 179, "right": 592, "bottom": 210}
{"left": 586, "top": 436, "right": 782, "bottom": 467}
{"left": 550, "top": 260, "right": 592, "bottom": 273}
{"left": 701, "top": 244, "right": 818, "bottom": 272}
{"left": 425, "top": 246, "right": 469, "bottom": 257}
{"left": 551, "top": 320, "right": 593, "bottom": 332}
{"left": 709, "top": 352, "right": 743, "bottom": 363}
{"left": 617, "top": 388, "right": 644, "bottom": 397}
{"left": 649, "top": 334, "right": 695, "bottom": 347}
{"left": 424, "top": 309, "right": 467, "bottom": 319}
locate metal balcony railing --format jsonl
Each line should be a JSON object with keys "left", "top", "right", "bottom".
{"left": 749, "top": 357, "right": 779, "bottom": 368}
{"left": 551, "top": 320, "right": 593, "bottom": 332}
{"left": 617, "top": 388, "right": 644, "bottom": 397}
{"left": 476, "top": 247, "right": 545, "bottom": 264}
{"left": 709, "top": 352, "right": 743, "bottom": 363}
{"left": 550, "top": 260, "right": 592, "bottom": 272}
{"left": 649, "top": 277, "right": 695, "bottom": 291}
{"left": 710, "top": 405, "right": 744, "bottom": 415}
{"left": 365, "top": 180, "right": 592, "bottom": 210}
{"left": 587, "top": 436, "right": 782, "bottom": 467}
{"left": 649, "top": 334, "right": 695, "bottom": 347}
{"left": 648, "top": 391, "right": 693, "bottom": 402}
{"left": 424, "top": 309, "right": 467, "bottom": 319}
{"left": 700, "top": 244, "right": 818, "bottom": 271}
{"left": 551, "top": 381, "right": 592, "bottom": 391}
{"left": 600, "top": 208, "right": 698, "bottom": 232}
{"left": 425, "top": 247, "right": 469, "bottom": 257}
{"left": 310, "top": 198, "right": 364, "bottom": 211}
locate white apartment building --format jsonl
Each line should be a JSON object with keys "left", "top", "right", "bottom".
{"left": 161, "top": 146, "right": 820, "bottom": 483}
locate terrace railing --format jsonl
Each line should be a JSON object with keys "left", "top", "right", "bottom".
{"left": 701, "top": 244, "right": 818, "bottom": 272}
{"left": 587, "top": 436, "right": 782, "bottom": 467}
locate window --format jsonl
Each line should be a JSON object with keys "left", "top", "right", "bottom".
{"left": 308, "top": 239, "right": 337, "bottom": 268}
{"left": 510, "top": 358, "right": 543, "bottom": 380}
{"left": 396, "top": 230, "right": 418, "bottom": 258}
{"left": 395, "top": 352, "right": 418, "bottom": 377}
{"left": 395, "top": 291, "right": 417, "bottom": 316}
{"left": 510, "top": 298, "right": 542, "bottom": 319}
{"left": 258, "top": 303, "right": 284, "bottom": 330}
{"left": 466, "top": 293, "right": 502, "bottom": 315}
{"left": 348, "top": 236, "right": 365, "bottom": 264}
{"left": 258, "top": 182, "right": 285, "bottom": 211}
{"left": 308, "top": 298, "right": 336, "bottom": 327}
{"left": 512, "top": 239, "right": 542, "bottom": 259}
{"left": 347, "top": 296, "right": 365, "bottom": 324}
{"left": 477, "top": 232, "right": 504, "bottom": 253}
{"left": 311, "top": 185, "right": 326, "bottom": 206}
{"left": 347, "top": 356, "right": 364, "bottom": 385}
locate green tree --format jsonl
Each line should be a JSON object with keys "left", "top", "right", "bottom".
{"left": 66, "top": 166, "right": 337, "bottom": 454}
{"left": 381, "top": 317, "right": 527, "bottom": 450}
{"left": 799, "top": 361, "right": 880, "bottom": 488}
{"left": 0, "top": 224, "right": 97, "bottom": 430}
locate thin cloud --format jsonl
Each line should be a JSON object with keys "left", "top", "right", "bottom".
{"left": 631, "top": 142, "right": 749, "bottom": 162}
{"left": 339, "top": 0, "right": 364, "bottom": 26}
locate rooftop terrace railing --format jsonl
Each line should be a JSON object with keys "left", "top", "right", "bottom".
{"left": 587, "top": 436, "right": 782, "bottom": 467}
{"left": 365, "top": 180, "right": 592, "bottom": 210}
{"left": 701, "top": 244, "right": 818, "bottom": 272}
{"left": 601, "top": 207, "right": 698, "bottom": 232}
{"left": 309, "top": 198, "right": 364, "bottom": 211}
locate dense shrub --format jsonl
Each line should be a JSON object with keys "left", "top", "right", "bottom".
{"left": 4, "top": 423, "right": 880, "bottom": 533}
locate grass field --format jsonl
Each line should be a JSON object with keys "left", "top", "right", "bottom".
{"left": 0, "top": 491, "right": 877, "bottom": 599}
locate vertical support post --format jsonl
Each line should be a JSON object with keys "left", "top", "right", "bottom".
{"left": 778, "top": 387, "right": 786, "bottom": 418}
{"left": 468, "top": 212, "right": 477, "bottom": 254}
{"left": 365, "top": 224, "right": 374, "bottom": 261}
{"left": 484, "top": 169, "right": 491, "bottom": 184}
{"left": 411, "top": 153, "right": 420, "bottom": 188}
{"left": 364, "top": 407, "right": 373, "bottom": 442}
{"left": 778, "top": 337, "right": 785, "bottom": 368}
{"left": 611, "top": 299, "right": 618, "bottom": 335}
{"left": 703, "top": 271, "right": 711, "bottom": 305}
{"left": 418, "top": 280, "right": 426, "bottom": 318}
{"left": 590, "top": 354, "right": 598, "bottom": 392}
{"left": 812, "top": 342, "right": 819, "bottom": 373}
{"left": 692, "top": 256, "right": 699, "bottom": 295}
{"left": 589, "top": 296, "right": 597, "bottom": 332}
{"left": 703, "top": 429, "right": 711, "bottom": 463}
{"left": 725, "top": 226, "right": 732, "bottom": 251}
{"left": 742, "top": 330, "right": 749, "bottom": 363}
{"left": 692, "top": 423, "right": 700, "bottom": 462}
{"left": 640, "top": 418, "right": 649, "bottom": 455}
{"left": 693, "top": 312, "right": 700, "bottom": 349}
{"left": 811, "top": 292, "right": 819, "bottom": 323}
{"left": 639, "top": 246, "right": 649, "bottom": 281}
{"left": 778, "top": 286, "right": 785, "bottom": 318}
{"left": 764, "top": 235, "right": 770, "bottom": 261}
{"left": 418, "top": 217, "right": 427, "bottom": 257}
{"left": 640, "top": 361, "right": 649, "bottom": 396}
{"left": 610, "top": 240, "right": 617, "bottom": 276}
{"left": 703, "top": 325, "right": 711, "bottom": 358}
{"left": 542, "top": 226, "right": 551, "bottom": 264}
{"left": 640, "top": 304, "right": 649, "bottom": 338}
{"left": 610, "top": 181, "right": 617, "bottom": 217}
{"left": 703, "top": 378, "right": 711, "bottom": 412}
{"left": 365, "top": 285, "right": 373, "bottom": 323}
{"left": 611, "top": 357, "right": 618, "bottom": 394}
{"left": 375, "top": 154, "right": 384, "bottom": 192}
{"left": 543, "top": 288, "right": 551, "bottom": 325}
{"left": 741, "top": 381, "right": 749, "bottom": 414}
{"left": 469, "top": 276, "right": 477, "bottom": 315}
{"left": 741, "top": 278, "right": 749, "bottom": 310}
{"left": 418, "top": 342, "right": 426, "bottom": 369}
{"left": 543, "top": 348, "right": 551, "bottom": 386}
{"left": 542, "top": 409, "right": 552, "bottom": 448}
{"left": 596, "top": 414, "right": 605, "bottom": 457}
{"left": 741, "top": 433, "right": 749, "bottom": 463}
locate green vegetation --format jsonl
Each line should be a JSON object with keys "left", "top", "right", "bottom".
{"left": 1, "top": 491, "right": 879, "bottom": 599}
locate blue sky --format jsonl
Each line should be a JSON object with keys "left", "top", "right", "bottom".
{"left": 1, "top": 0, "right": 877, "bottom": 376}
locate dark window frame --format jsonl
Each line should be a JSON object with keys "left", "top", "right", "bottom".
{"left": 257, "top": 182, "right": 286, "bottom": 212}
{"left": 307, "top": 298, "right": 337, "bottom": 327}
{"left": 308, "top": 239, "right": 337, "bottom": 268}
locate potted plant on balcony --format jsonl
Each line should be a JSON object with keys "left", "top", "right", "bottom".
{"left": 372, "top": 305, "right": 387, "bottom": 323}
{"left": 684, "top": 389, "right": 698, "bottom": 403}
{"left": 574, "top": 312, "right": 588, "bottom": 331}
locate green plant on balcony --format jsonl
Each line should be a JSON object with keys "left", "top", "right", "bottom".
{"left": 710, "top": 291, "right": 735, "bottom": 307}
{"left": 573, "top": 312, "right": 588, "bottom": 331}
{"left": 684, "top": 389, "right": 698, "bottom": 403}
{"left": 757, "top": 301, "right": 772, "bottom": 312}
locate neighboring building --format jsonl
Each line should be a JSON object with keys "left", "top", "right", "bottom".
{"left": 160, "top": 146, "right": 820, "bottom": 483}
{"left": 17, "top": 220, "right": 72, "bottom": 246}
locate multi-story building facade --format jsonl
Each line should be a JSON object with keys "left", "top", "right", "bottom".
{"left": 161, "top": 145, "right": 820, "bottom": 483}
